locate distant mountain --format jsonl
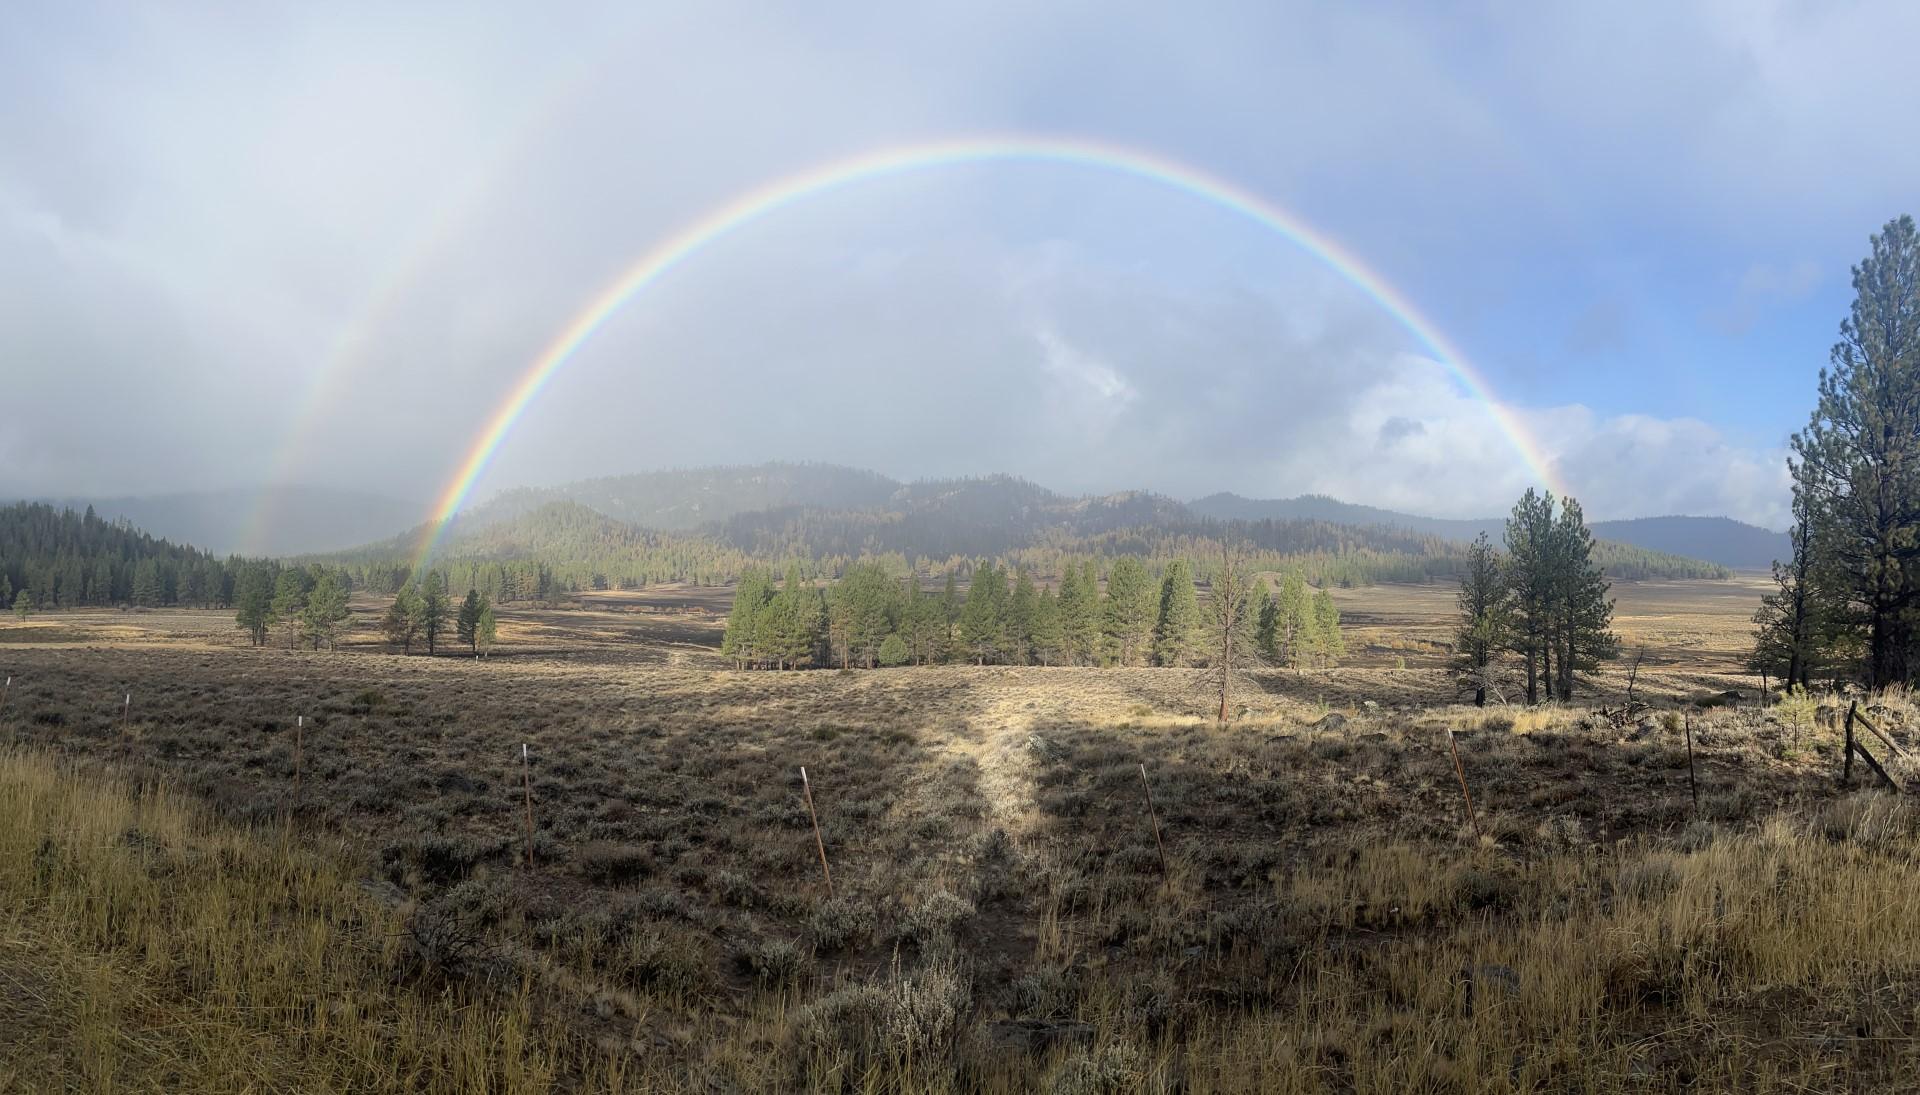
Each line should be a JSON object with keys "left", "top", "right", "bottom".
{"left": 1189, "top": 493, "right": 1498, "bottom": 541}
{"left": 1586, "top": 516, "right": 1791, "bottom": 572}
{"left": 477, "top": 462, "right": 899, "bottom": 532}
{"left": 24, "top": 486, "right": 423, "bottom": 558}
{"left": 329, "top": 466, "right": 1723, "bottom": 589}
{"left": 1191, "top": 492, "right": 1787, "bottom": 571}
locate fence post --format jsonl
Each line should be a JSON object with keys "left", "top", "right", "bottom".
{"left": 801, "top": 766, "right": 834, "bottom": 895}
{"left": 1447, "top": 728, "right": 1482, "bottom": 838}
{"left": 1684, "top": 712, "right": 1699, "bottom": 818}
{"left": 1843, "top": 702, "right": 1857, "bottom": 787}
{"left": 1138, "top": 763, "right": 1169, "bottom": 875}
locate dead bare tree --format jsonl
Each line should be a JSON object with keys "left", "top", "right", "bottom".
{"left": 1207, "top": 541, "right": 1261, "bottom": 723}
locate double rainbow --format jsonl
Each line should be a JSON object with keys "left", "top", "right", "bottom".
{"left": 411, "top": 136, "right": 1561, "bottom": 574}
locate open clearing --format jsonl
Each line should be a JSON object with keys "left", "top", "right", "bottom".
{"left": 9, "top": 575, "right": 1920, "bottom": 1091}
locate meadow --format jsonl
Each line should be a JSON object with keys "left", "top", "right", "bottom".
{"left": 7, "top": 575, "right": 1920, "bottom": 1091}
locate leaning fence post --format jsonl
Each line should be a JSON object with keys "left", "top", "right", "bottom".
{"left": 1684, "top": 712, "right": 1699, "bottom": 818}
{"left": 1138, "top": 763, "right": 1169, "bottom": 875}
{"left": 521, "top": 743, "right": 536, "bottom": 868}
{"left": 1843, "top": 702, "right": 1858, "bottom": 787}
{"left": 801, "top": 766, "right": 834, "bottom": 895}
{"left": 1447, "top": 728, "right": 1482, "bottom": 838}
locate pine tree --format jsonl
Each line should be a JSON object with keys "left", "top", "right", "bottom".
{"left": 1055, "top": 562, "right": 1092, "bottom": 665}
{"left": 383, "top": 586, "right": 422, "bottom": 653}
{"left": 476, "top": 601, "right": 497, "bottom": 658}
{"left": 131, "top": 559, "right": 163, "bottom": 607}
{"left": 939, "top": 571, "right": 961, "bottom": 664}
{"left": 1749, "top": 500, "right": 1818, "bottom": 690}
{"left": 12, "top": 591, "right": 31, "bottom": 620}
{"left": 959, "top": 561, "right": 1007, "bottom": 665}
{"left": 1030, "top": 586, "right": 1065, "bottom": 666}
{"left": 420, "top": 573, "right": 452, "bottom": 654}
{"left": 1006, "top": 568, "right": 1040, "bottom": 665}
{"left": 0, "top": 573, "right": 11, "bottom": 610}
{"left": 301, "top": 572, "right": 352, "bottom": 651}
{"left": 1276, "top": 571, "right": 1309, "bottom": 668}
{"left": 1102, "top": 557, "right": 1155, "bottom": 666}
{"left": 1505, "top": 488, "right": 1558, "bottom": 703}
{"left": 878, "top": 633, "right": 910, "bottom": 667}
{"left": 722, "top": 567, "right": 774, "bottom": 667}
{"left": 270, "top": 569, "right": 311, "bottom": 650}
{"left": 233, "top": 565, "right": 275, "bottom": 646}
{"left": 1453, "top": 533, "right": 1512, "bottom": 705}
{"left": 1254, "top": 584, "right": 1280, "bottom": 661}
{"left": 1152, "top": 558, "right": 1200, "bottom": 666}
{"left": 1311, "top": 588, "right": 1345, "bottom": 668}
{"left": 457, "top": 589, "right": 483, "bottom": 653}
{"left": 1549, "top": 498, "right": 1617, "bottom": 698}
{"left": 1792, "top": 216, "right": 1920, "bottom": 687}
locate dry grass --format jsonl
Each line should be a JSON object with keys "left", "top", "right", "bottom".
{"left": 8, "top": 579, "right": 1920, "bottom": 1091}
{"left": 0, "top": 748, "right": 627, "bottom": 1092}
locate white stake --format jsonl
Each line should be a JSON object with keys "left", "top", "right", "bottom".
{"left": 521, "top": 743, "right": 535, "bottom": 868}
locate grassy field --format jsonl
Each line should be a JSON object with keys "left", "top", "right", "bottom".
{"left": 8, "top": 576, "right": 1920, "bottom": 1091}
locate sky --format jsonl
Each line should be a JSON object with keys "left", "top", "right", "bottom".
{"left": 5, "top": 1, "right": 1918, "bottom": 533}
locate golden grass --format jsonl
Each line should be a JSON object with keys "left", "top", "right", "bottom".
{"left": 0, "top": 749, "right": 622, "bottom": 1093}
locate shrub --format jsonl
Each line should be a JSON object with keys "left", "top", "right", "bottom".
{"left": 573, "top": 840, "right": 656, "bottom": 884}
{"left": 808, "top": 894, "right": 879, "bottom": 952}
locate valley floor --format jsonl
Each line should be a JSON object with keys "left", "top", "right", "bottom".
{"left": 7, "top": 579, "right": 1920, "bottom": 1091}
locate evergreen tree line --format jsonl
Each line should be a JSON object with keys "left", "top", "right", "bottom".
{"left": 1751, "top": 215, "right": 1920, "bottom": 691}
{"left": 230, "top": 561, "right": 355, "bottom": 650}
{"left": 0, "top": 502, "right": 238, "bottom": 613}
{"left": 377, "top": 571, "right": 496, "bottom": 656}
{"left": 720, "top": 556, "right": 1344, "bottom": 671}
{"left": 1452, "top": 490, "right": 1619, "bottom": 704}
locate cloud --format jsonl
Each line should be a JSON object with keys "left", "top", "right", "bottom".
{"left": 0, "top": 1, "right": 1855, "bottom": 532}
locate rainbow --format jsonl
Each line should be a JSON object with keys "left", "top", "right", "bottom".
{"left": 410, "top": 135, "right": 1563, "bottom": 574}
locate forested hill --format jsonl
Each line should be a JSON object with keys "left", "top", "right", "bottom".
{"left": 1191, "top": 492, "right": 1789, "bottom": 570}
{"left": 478, "top": 462, "right": 900, "bottom": 531}
{"left": 324, "top": 469, "right": 1731, "bottom": 593}
{"left": 0, "top": 501, "right": 236, "bottom": 608}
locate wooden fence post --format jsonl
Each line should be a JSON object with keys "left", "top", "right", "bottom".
{"left": 122, "top": 692, "right": 131, "bottom": 724}
{"left": 1843, "top": 702, "right": 1857, "bottom": 787}
{"left": 1138, "top": 763, "right": 1169, "bottom": 875}
{"left": 1684, "top": 712, "right": 1699, "bottom": 818}
{"left": 1447, "top": 728, "right": 1482, "bottom": 838}
{"left": 801, "top": 767, "right": 834, "bottom": 895}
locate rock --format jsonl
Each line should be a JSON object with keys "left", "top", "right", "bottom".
{"left": 1362, "top": 700, "right": 1379, "bottom": 712}
{"left": 1311, "top": 712, "right": 1348, "bottom": 734}
{"left": 1024, "top": 734, "right": 1061, "bottom": 762}
{"left": 988, "top": 1019, "right": 1096, "bottom": 1055}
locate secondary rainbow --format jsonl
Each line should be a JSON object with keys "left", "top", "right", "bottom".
{"left": 412, "top": 135, "right": 1562, "bottom": 573}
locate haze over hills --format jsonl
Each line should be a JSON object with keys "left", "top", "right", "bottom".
{"left": 1191, "top": 492, "right": 1791, "bottom": 571}
{"left": 19, "top": 463, "right": 1782, "bottom": 572}
{"left": 12, "top": 486, "right": 423, "bottom": 558}
{"left": 298, "top": 462, "right": 1732, "bottom": 590}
